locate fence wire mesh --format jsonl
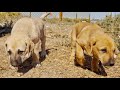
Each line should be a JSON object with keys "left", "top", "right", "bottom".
{"left": 21, "top": 12, "right": 90, "bottom": 19}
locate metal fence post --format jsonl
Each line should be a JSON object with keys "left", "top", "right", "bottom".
{"left": 76, "top": 13, "right": 77, "bottom": 19}
{"left": 88, "top": 13, "right": 91, "bottom": 23}
{"left": 30, "top": 12, "right": 31, "bottom": 17}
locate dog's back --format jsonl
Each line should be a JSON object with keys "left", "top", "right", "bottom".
{"left": 11, "top": 17, "right": 34, "bottom": 35}
{"left": 72, "top": 22, "right": 90, "bottom": 37}
{"left": 11, "top": 12, "right": 50, "bottom": 39}
{"left": 11, "top": 17, "right": 45, "bottom": 43}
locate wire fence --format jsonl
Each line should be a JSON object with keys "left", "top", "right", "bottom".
{"left": 21, "top": 12, "right": 47, "bottom": 18}
{"left": 21, "top": 12, "right": 91, "bottom": 19}
{"left": 0, "top": 12, "right": 120, "bottom": 45}
{"left": 21, "top": 12, "right": 120, "bottom": 48}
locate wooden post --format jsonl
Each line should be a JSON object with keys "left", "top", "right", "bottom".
{"left": 59, "top": 12, "right": 63, "bottom": 21}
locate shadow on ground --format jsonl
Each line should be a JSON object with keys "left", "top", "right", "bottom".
{"left": 75, "top": 54, "right": 107, "bottom": 76}
{"left": 17, "top": 48, "right": 57, "bottom": 74}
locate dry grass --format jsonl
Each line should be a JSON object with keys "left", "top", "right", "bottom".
{"left": 45, "top": 18, "right": 88, "bottom": 24}
{"left": 0, "top": 12, "right": 22, "bottom": 23}
{"left": 0, "top": 20, "right": 120, "bottom": 78}
{"left": 96, "top": 14, "right": 120, "bottom": 50}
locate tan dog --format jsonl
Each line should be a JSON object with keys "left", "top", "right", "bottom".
{"left": 5, "top": 13, "right": 51, "bottom": 68}
{"left": 70, "top": 22, "right": 119, "bottom": 75}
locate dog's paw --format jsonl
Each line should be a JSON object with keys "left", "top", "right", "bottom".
{"left": 41, "top": 51, "right": 47, "bottom": 58}
{"left": 9, "top": 65, "right": 17, "bottom": 70}
{"left": 16, "top": 73, "right": 24, "bottom": 77}
{"left": 70, "top": 56, "right": 75, "bottom": 61}
{"left": 36, "top": 64, "right": 42, "bottom": 68}
{"left": 31, "top": 61, "right": 42, "bottom": 68}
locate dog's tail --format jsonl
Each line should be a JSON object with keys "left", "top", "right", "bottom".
{"left": 40, "top": 12, "right": 52, "bottom": 20}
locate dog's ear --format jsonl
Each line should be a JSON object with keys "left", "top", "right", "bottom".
{"left": 85, "top": 37, "right": 97, "bottom": 56}
{"left": 76, "top": 37, "right": 96, "bottom": 56}
{"left": 25, "top": 39, "right": 34, "bottom": 53}
{"left": 29, "top": 40, "right": 34, "bottom": 53}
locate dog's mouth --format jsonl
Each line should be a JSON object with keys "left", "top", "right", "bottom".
{"left": 18, "top": 64, "right": 23, "bottom": 68}
{"left": 11, "top": 63, "right": 23, "bottom": 68}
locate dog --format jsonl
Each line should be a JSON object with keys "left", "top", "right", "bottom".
{"left": 5, "top": 12, "right": 51, "bottom": 69}
{"left": 70, "top": 22, "right": 119, "bottom": 76}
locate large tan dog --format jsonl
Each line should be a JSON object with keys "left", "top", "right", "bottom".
{"left": 5, "top": 13, "right": 51, "bottom": 68}
{"left": 70, "top": 22, "right": 119, "bottom": 75}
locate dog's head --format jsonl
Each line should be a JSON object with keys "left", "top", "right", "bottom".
{"left": 87, "top": 35, "right": 119, "bottom": 66}
{"left": 5, "top": 36, "right": 34, "bottom": 67}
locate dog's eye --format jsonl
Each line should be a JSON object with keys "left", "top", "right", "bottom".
{"left": 101, "top": 49, "right": 107, "bottom": 53}
{"left": 8, "top": 50, "right": 12, "bottom": 55}
{"left": 113, "top": 49, "right": 115, "bottom": 53}
{"left": 5, "top": 44, "right": 7, "bottom": 47}
{"left": 18, "top": 49, "right": 24, "bottom": 54}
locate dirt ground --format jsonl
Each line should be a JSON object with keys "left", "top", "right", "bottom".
{"left": 0, "top": 22, "right": 120, "bottom": 78}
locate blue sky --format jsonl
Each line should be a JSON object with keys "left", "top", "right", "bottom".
{"left": 21, "top": 12, "right": 120, "bottom": 20}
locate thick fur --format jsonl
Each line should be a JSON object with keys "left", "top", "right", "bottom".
{"left": 70, "top": 22, "right": 119, "bottom": 75}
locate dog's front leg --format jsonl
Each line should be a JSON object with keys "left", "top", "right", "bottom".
{"left": 31, "top": 42, "right": 41, "bottom": 67}
{"left": 75, "top": 42, "right": 85, "bottom": 68}
{"left": 70, "top": 42, "right": 76, "bottom": 61}
{"left": 70, "top": 30, "right": 76, "bottom": 61}
{"left": 40, "top": 34, "right": 46, "bottom": 58}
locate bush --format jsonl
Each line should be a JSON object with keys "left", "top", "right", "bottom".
{"left": 96, "top": 14, "right": 120, "bottom": 50}
{"left": 0, "top": 12, "right": 22, "bottom": 23}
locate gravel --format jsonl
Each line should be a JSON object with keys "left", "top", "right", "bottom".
{"left": 0, "top": 22, "right": 120, "bottom": 78}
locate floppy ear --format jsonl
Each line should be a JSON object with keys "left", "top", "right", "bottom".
{"left": 76, "top": 37, "right": 97, "bottom": 56}
{"left": 84, "top": 37, "right": 97, "bottom": 56}
{"left": 25, "top": 40, "right": 34, "bottom": 54}
{"left": 29, "top": 40, "right": 34, "bottom": 53}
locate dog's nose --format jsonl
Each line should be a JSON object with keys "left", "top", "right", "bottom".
{"left": 109, "top": 57, "right": 115, "bottom": 66}
{"left": 10, "top": 59, "right": 22, "bottom": 67}
{"left": 110, "top": 63, "right": 114, "bottom": 66}
{"left": 16, "top": 59, "right": 22, "bottom": 65}
{"left": 10, "top": 61, "right": 18, "bottom": 67}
